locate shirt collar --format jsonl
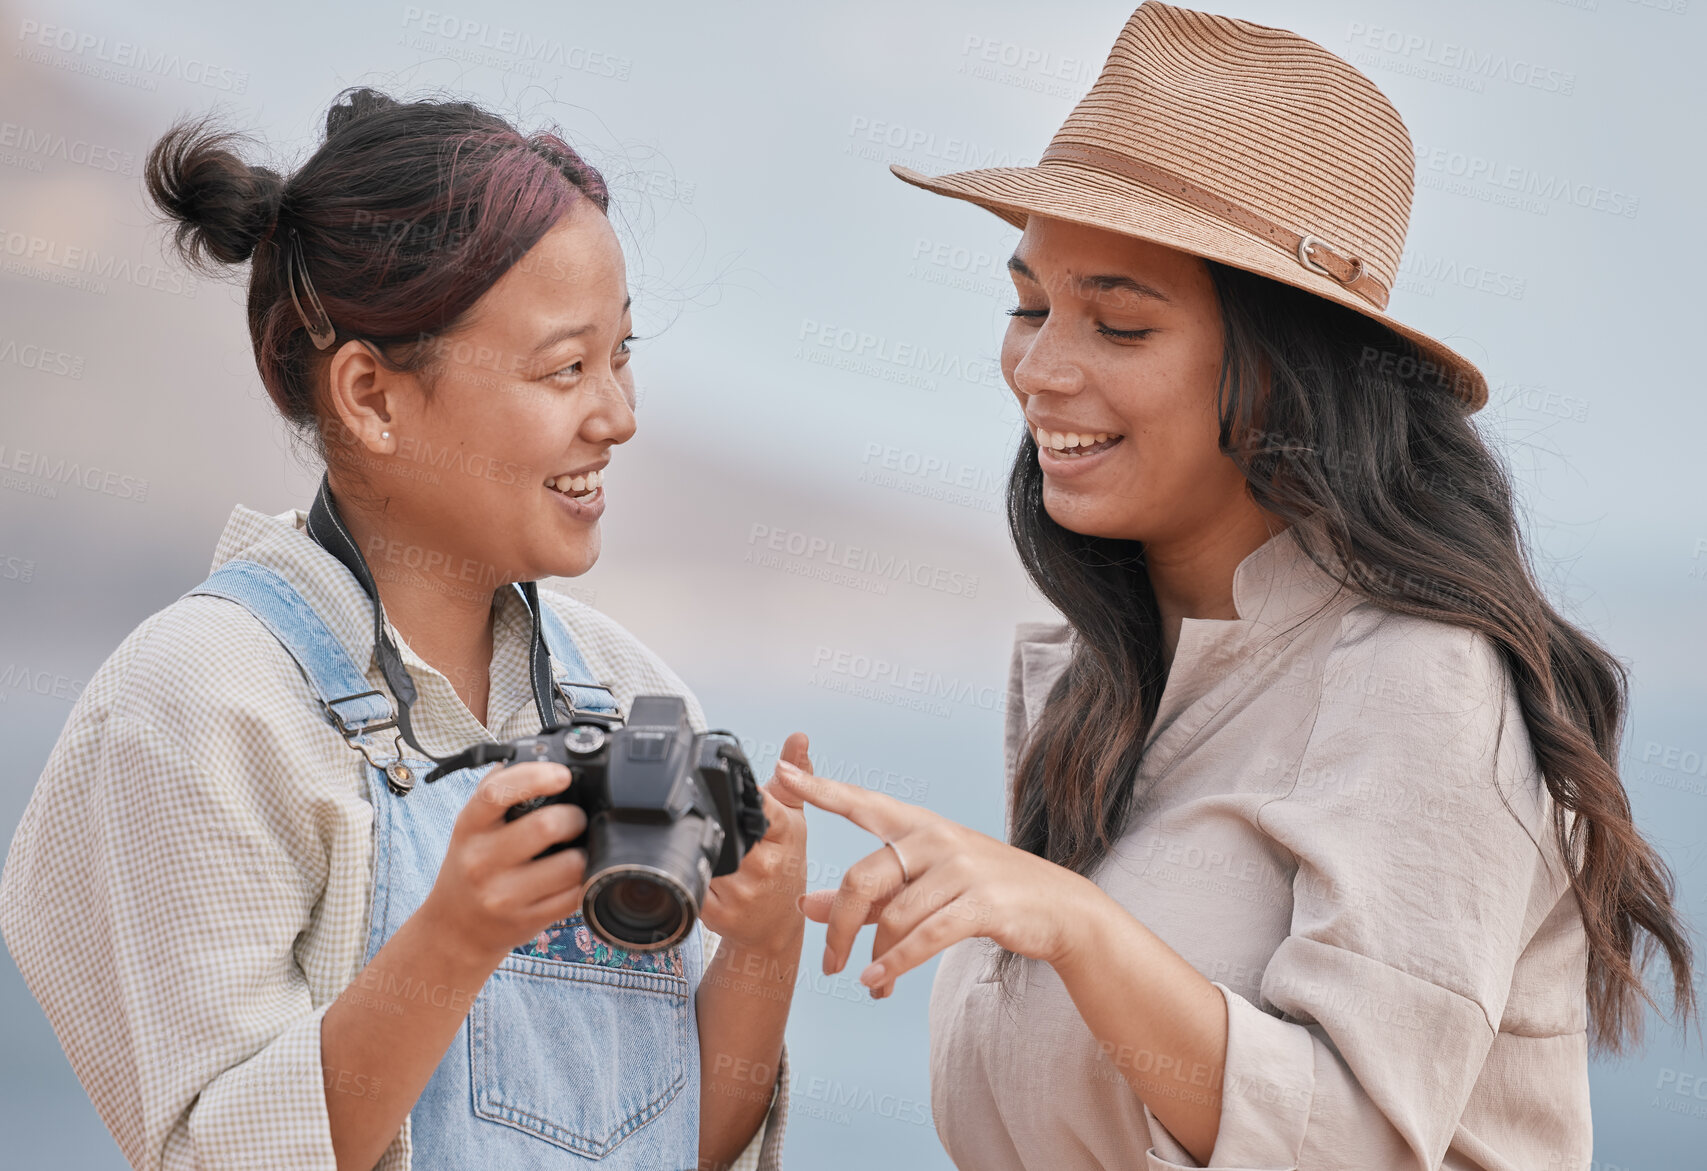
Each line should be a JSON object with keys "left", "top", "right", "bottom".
{"left": 1228, "top": 521, "right": 1350, "bottom": 630}
{"left": 1010, "top": 523, "right": 1351, "bottom": 730}
{"left": 205, "top": 503, "right": 531, "bottom": 689}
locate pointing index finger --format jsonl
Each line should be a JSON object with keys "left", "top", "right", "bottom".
{"left": 773, "top": 760, "right": 911, "bottom": 840}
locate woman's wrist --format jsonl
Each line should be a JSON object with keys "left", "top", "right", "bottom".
{"left": 712, "top": 921, "right": 805, "bottom": 978}
{"left": 407, "top": 896, "right": 509, "bottom": 983}
{"left": 1047, "top": 872, "right": 1128, "bottom": 979}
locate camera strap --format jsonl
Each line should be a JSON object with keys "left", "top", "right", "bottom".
{"left": 304, "top": 472, "right": 562, "bottom": 780}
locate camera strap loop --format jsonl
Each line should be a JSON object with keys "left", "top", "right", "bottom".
{"left": 304, "top": 472, "right": 563, "bottom": 784}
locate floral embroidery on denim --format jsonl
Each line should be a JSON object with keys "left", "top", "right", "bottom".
{"left": 513, "top": 911, "right": 685, "bottom": 977}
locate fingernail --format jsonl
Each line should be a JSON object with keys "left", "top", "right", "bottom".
{"left": 794, "top": 894, "right": 807, "bottom": 914}
{"left": 860, "top": 962, "right": 884, "bottom": 987}
{"left": 776, "top": 760, "right": 800, "bottom": 777}
{"left": 822, "top": 944, "right": 835, "bottom": 974}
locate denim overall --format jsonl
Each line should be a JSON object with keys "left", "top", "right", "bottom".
{"left": 188, "top": 559, "right": 703, "bottom": 1168}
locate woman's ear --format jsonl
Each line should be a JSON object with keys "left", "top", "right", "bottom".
{"left": 322, "top": 340, "right": 403, "bottom": 455}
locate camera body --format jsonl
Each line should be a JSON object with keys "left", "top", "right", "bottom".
{"left": 500, "top": 695, "right": 768, "bottom": 952}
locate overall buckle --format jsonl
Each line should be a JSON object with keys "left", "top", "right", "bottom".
{"left": 323, "top": 690, "right": 413, "bottom": 792}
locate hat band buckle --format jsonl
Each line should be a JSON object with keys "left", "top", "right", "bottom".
{"left": 1039, "top": 141, "right": 1388, "bottom": 311}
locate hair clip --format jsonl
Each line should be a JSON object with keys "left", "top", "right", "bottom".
{"left": 286, "top": 227, "right": 338, "bottom": 351}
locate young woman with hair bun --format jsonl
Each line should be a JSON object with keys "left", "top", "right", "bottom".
{"left": 0, "top": 87, "right": 802, "bottom": 1171}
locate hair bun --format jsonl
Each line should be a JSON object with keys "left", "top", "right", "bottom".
{"left": 144, "top": 117, "right": 284, "bottom": 270}
{"left": 325, "top": 87, "right": 401, "bottom": 139}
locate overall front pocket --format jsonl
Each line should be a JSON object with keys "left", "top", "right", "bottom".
{"left": 469, "top": 949, "right": 694, "bottom": 1158}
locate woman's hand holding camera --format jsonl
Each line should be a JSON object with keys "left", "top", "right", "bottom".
{"left": 420, "top": 761, "right": 590, "bottom": 968}
{"left": 700, "top": 733, "right": 811, "bottom": 956}
{"left": 695, "top": 734, "right": 811, "bottom": 1166}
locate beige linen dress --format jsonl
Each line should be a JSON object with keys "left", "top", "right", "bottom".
{"left": 929, "top": 526, "right": 1590, "bottom": 1170}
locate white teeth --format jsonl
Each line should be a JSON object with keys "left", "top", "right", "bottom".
{"left": 1032, "top": 427, "right": 1123, "bottom": 453}
{"left": 547, "top": 469, "right": 604, "bottom": 496}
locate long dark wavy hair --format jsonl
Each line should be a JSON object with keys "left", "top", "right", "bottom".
{"left": 1007, "top": 259, "right": 1694, "bottom": 1053}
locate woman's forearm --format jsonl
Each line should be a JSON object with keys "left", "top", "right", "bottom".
{"left": 1052, "top": 883, "right": 1229, "bottom": 1164}
{"left": 320, "top": 907, "right": 501, "bottom": 1171}
{"left": 695, "top": 927, "right": 802, "bottom": 1169}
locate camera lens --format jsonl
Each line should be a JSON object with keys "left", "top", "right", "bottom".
{"left": 584, "top": 867, "right": 691, "bottom": 951}
{"left": 600, "top": 876, "right": 681, "bottom": 934}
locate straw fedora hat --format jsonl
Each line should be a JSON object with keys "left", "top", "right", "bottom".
{"left": 892, "top": 0, "right": 1487, "bottom": 411}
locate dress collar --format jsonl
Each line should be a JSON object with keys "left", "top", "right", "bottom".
{"left": 1009, "top": 523, "right": 1352, "bottom": 741}
{"left": 1228, "top": 522, "right": 1350, "bottom": 630}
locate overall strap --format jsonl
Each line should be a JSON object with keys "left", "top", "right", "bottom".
{"left": 185, "top": 559, "right": 404, "bottom": 772}
{"left": 305, "top": 474, "right": 562, "bottom": 760}
{"left": 534, "top": 594, "right": 620, "bottom": 716}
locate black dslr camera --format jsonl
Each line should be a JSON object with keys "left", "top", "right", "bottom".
{"left": 435, "top": 695, "right": 768, "bottom": 952}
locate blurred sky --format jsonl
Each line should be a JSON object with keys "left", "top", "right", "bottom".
{"left": 2, "top": 0, "right": 1705, "bottom": 1167}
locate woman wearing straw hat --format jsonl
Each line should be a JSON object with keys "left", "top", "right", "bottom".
{"left": 774, "top": 4, "right": 1694, "bottom": 1168}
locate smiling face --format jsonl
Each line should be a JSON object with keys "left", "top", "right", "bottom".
{"left": 1003, "top": 215, "right": 1256, "bottom": 550}
{"left": 324, "top": 198, "right": 636, "bottom": 584}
